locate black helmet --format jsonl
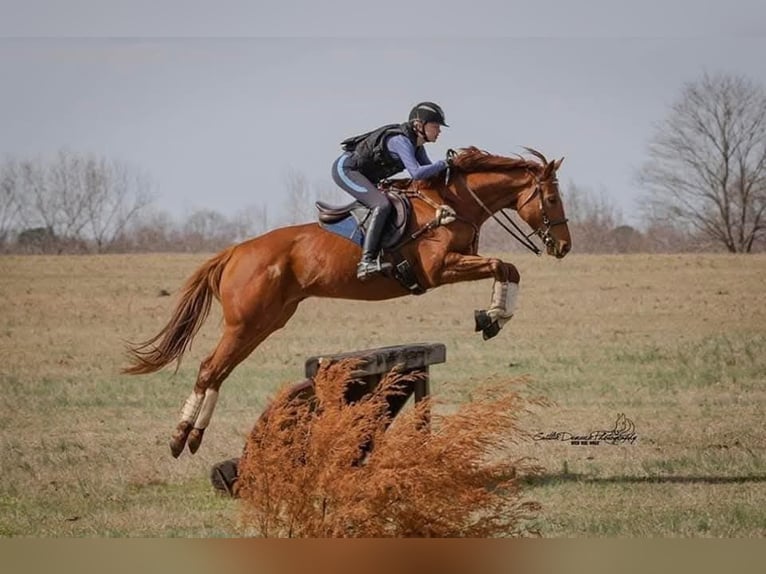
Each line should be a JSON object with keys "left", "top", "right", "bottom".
{"left": 408, "top": 101, "right": 448, "bottom": 126}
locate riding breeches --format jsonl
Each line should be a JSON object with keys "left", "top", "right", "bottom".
{"left": 332, "top": 153, "right": 393, "bottom": 218}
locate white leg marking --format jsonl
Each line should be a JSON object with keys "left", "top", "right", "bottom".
{"left": 194, "top": 389, "right": 219, "bottom": 430}
{"left": 180, "top": 391, "right": 204, "bottom": 423}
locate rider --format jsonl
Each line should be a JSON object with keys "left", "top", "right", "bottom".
{"left": 332, "top": 101, "right": 449, "bottom": 281}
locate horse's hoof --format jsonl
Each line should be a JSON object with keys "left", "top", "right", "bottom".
{"left": 188, "top": 428, "right": 205, "bottom": 454}
{"left": 170, "top": 421, "right": 193, "bottom": 458}
{"left": 482, "top": 321, "right": 501, "bottom": 340}
{"left": 474, "top": 309, "right": 492, "bottom": 332}
{"left": 170, "top": 435, "right": 186, "bottom": 458}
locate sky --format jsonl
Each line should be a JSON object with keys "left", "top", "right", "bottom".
{"left": 1, "top": 1, "right": 765, "bottom": 226}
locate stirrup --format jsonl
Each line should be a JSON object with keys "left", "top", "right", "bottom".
{"left": 356, "top": 257, "right": 392, "bottom": 281}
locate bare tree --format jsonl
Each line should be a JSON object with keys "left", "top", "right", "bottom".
{"left": 230, "top": 203, "right": 271, "bottom": 243}
{"left": 639, "top": 72, "right": 766, "bottom": 253}
{"left": 313, "top": 179, "right": 347, "bottom": 206}
{"left": 115, "top": 208, "right": 177, "bottom": 252}
{"left": 564, "top": 181, "right": 624, "bottom": 253}
{"left": 180, "top": 208, "right": 233, "bottom": 252}
{"left": 2, "top": 150, "right": 153, "bottom": 253}
{"left": 0, "top": 159, "right": 22, "bottom": 249}
{"left": 81, "top": 155, "right": 153, "bottom": 252}
{"left": 281, "top": 168, "right": 316, "bottom": 225}
{"left": 49, "top": 150, "right": 91, "bottom": 240}
{"left": 18, "top": 158, "right": 57, "bottom": 234}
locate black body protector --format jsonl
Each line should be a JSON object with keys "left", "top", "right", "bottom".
{"left": 340, "top": 122, "right": 420, "bottom": 183}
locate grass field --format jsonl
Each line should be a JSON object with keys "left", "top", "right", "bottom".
{"left": 1, "top": 252, "right": 765, "bottom": 537}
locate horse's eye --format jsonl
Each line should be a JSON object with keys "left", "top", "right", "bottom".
{"left": 546, "top": 196, "right": 558, "bottom": 205}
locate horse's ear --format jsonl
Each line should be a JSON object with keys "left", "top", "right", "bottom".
{"left": 554, "top": 157, "right": 564, "bottom": 170}
{"left": 543, "top": 161, "right": 554, "bottom": 179}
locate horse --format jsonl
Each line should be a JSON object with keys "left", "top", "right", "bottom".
{"left": 124, "top": 146, "right": 571, "bottom": 458}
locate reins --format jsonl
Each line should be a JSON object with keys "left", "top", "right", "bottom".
{"left": 384, "top": 160, "right": 568, "bottom": 256}
{"left": 461, "top": 177, "right": 543, "bottom": 255}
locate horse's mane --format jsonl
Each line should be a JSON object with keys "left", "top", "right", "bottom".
{"left": 383, "top": 146, "right": 545, "bottom": 191}
{"left": 450, "top": 146, "right": 543, "bottom": 174}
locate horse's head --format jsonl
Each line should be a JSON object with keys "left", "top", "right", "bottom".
{"left": 448, "top": 147, "right": 571, "bottom": 258}
{"left": 515, "top": 148, "right": 571, "bottom": 258}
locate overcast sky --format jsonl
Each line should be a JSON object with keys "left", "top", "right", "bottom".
{"left": 2, "top": 1, "right": 765, "bottom": 226}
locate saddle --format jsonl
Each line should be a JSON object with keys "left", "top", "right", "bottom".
{"left": 315, "top": 190, "right": 425, "bottom": 294}
{"left": 315, "top": 191, "right": 410, "bottom": 250}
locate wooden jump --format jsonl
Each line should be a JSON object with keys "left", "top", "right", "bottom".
{"left": 210, "top": 342, "right": 446, "bottom": 496}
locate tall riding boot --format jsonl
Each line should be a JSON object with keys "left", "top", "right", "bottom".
{"left": 357, "top": 206, "right": 393, "bottom": 281}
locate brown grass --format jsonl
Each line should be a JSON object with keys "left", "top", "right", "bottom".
{"left": 237, "top": 360, "right": 543, "bottom": 537}
{"left": 0, "top": 252, "right": 764, "bottom": 536}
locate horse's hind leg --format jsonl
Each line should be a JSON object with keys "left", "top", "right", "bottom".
{"left": 170, "top": 324, "right": 250, "bottom": 458}
{"left": 170, "top": 302, "right": 300, "bottom": 457}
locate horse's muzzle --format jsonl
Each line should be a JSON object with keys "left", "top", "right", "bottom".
{"left": 549, "top": 240, "right": 570, "bottom": 259}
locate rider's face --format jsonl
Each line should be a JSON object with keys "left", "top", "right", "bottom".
{"left": 423, "top": 121, "right": 442, "bottom": 143}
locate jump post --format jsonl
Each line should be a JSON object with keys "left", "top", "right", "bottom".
{"left": 210, "top": 342, "right": 446, "bottom": 496}
{"left": 304, "top": 342, "right": 446, "bottom": 415}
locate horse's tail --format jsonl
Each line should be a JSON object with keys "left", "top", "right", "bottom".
{"left": 123, "top": 247, "right": 236, "bottom": 375}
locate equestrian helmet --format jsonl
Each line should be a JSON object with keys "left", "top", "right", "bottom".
{"left": 408, "top": 101, "right": 448, "bottom": 126}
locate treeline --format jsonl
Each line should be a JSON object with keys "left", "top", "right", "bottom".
{"left": 0, "top": 150, "right": 757, "bottom": 255}
{"left": 0, "top": 153, "right": 325, "bottom": 254}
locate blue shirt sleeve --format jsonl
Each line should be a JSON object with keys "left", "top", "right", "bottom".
{"left": 386, "top": 135, "right": 447, "bottom": 180}
{"left": 415, "top": 146, "right": 432, "bottom": 165}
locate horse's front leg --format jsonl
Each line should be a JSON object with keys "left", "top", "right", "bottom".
{"left": 433, "top": 253, "right": 520, "bottom": 340}
{"left": 474, "top": 280, "right": 519, "bottom": 340}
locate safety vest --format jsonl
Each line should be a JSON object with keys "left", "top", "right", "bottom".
{"left": 340, "top": 122, "right": 420, "bottom": 182}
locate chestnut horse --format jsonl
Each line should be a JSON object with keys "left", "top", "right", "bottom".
{"left": 124, "top": 146, "right": 571, "bottom": 457}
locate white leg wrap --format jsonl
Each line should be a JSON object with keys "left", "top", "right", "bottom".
{"left": 180, "top": 391, "right": 203, "bottom": 423}
{"left": 487, "top": 281, "right": 519, "bottom": 328}
{"left": 194, "top": 389, "right": 219, "bottom": 430}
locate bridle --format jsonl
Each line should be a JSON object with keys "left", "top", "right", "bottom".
{"left": 462, "top": 168, "right": 569, "bottom": 256}
{"left": 515, "top": 172, "right": 569, "bottom": 253}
